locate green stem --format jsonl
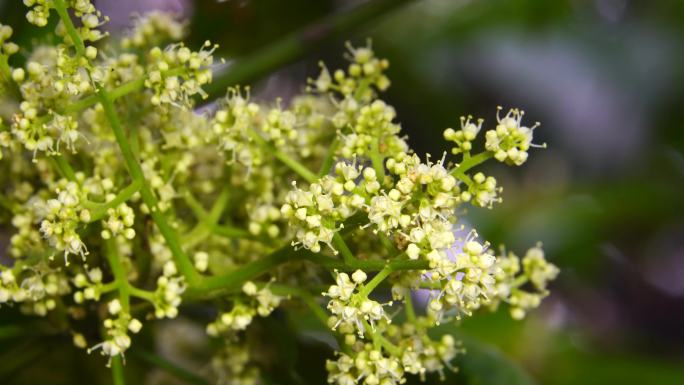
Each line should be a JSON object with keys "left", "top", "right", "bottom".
{"left": 450, "top": 151, "right": 493, "bottom": 176}
{"left": 0, "top": 56, "right": 12, "bottom": 83}
{"left": 53, "top": 0, "right": 86, "bottom": 56}
{"left": 182, "top": 190, "right": 209, "bottom": 220}
{"left": 268, "top": 284, "right": 330, "bottom": 326}
{"left": 188, "top": 246, "right": 316, "bottom": 295}
{"left": 363, "top": 319, "right": 400, "bottom": 356}
{"left": 452, "top": 169, "right": 473, "bottom": 188}
{"left": 300, "top": 292, "right": 330, "bottom": 327}
{"left": 211, "top": 224, "right": 254, "bottom": 239}
{"left": 358, "top": 265, "right": 393, "bottom": 298}
{"left": 49, "top": 154, "right": 77, "bottom": 181}
{"left": 375, "top": 330, "right": 401, "bottom": 356}
{"left": 247, "top": 129, "right": 317, "bottom": 183}
{"left": 207, "top": 185, "right": 232, "bottom": 222}
{"left": 404, "top": 290, "right": 416, "bottom": 323}
{"left": 205, "top": 0, "right": 416, "bottom": 97}
{"left": 511, "top": 275, "right": 529, "bottom": 289}
{"left": 104, "top": 238, "right": 129, "bottom": 312}
{"left": 85, "top": 180, "right": 142, "bottom": 222}
{"left": 128, "top": 286, "right": 155, "bottom": 302}
{"left": 0, "top": 55, "right": 21, "bottom": 99}
{"left": 332, "top": 233, "right": 358, "bottom": 266}
{"left": 98, "top": 87, "right": 199, "bottom": 285}
{"left": 100, "top": 281, "right": 120, "bottom": 294}
{"left": 111, "top": 355, "right": 126, "bottom": 385}
{"left": 378, "top": 233, "right": 399, "bottom": 256}
{"left": 132, "top": 349, "right": 210, "bottom": 385}
{"left": 182, "top": 188, "right": 254, "bottom": 246}
{"left": 317, "top": 137, "right": 339, "bottom": 177}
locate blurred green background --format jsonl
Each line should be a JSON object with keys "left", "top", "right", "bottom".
{"left": 1, "top": 0, "right": 683, "bottom": 384}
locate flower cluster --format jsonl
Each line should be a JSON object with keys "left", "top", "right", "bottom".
{"left": 324, "top": 270, "right": 391, "bottom": 336}
{"left": 121, "top": 11, "right": 186, "bottom": 49}
{"left": 0, "top": 1, "right": 558, "bottom": 382}
{"left": 89, "top": 299, "right": 143, "bottom": 358}
{"left": 311, "top": 41, "right": 390, "bottom": 100}
{"left": 394, "top": 325, "right": 462, "bottom": 380}
{"left": 101, "top": 202, "right": 136, "bottom": 240}
{"left": 211, "top": 88, "right": 262, "bottom": 168}
{"left": 327, "top": 345, "right": 405, "bottom": 385}
{"left": 38, "top": 180, "right": 90, "bottom": 264}
{"left": 0, "top": 23, "right": 19, "bottom": 63}
{"left": 0, "top": 268, "right": 70, "bottom": 316}
{"left": 73, "top": 267, "right": 106, "bottom": 303}
{"left": 485, "top": 107, "right": 543, "bottom": 166}
{"left": 210, "top": 342, "right": 261, "bottom": 385}
{"left": 492, "top": 244, "right": 559, "bottom": 319}
{"left": 151, "top": 261, "right": 186, "bottom": 319}
{"left": 443, "top": 116, "right": 483, "bottom": 156}
{"left": 206, "top": 282, "right": 283, "bottom": 336}
{"left": 426, "top": 236, "right": 498, "bottom": 320}
{"left": 144, "top": 41, "right": 216, "bottom": 106}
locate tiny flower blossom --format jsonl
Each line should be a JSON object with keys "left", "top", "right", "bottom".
{"left": 443, "top": 115, "right": 483, "bottom": 155}
{"left": 206, "top": 281, "right": 283, "bottom": 336}
{"left": 39, "top": 181, "right": 89, "bottom": 264}
{"left": 324, "top": 270, "right": 392, "bottom": 337}
{"left": 144, "top": 41, "right": 216, "bottom": 107}
{"left": 485, "top": 107, "right": 544, "bottom": 166}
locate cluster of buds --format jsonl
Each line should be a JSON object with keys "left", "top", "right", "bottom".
{"left": 337, "top": 99, "right": 408, "bottom": 160}
{"left": 443, "top": 115, "right": 483, "bottom": 156}
{"left": 261, "top": 103, "right": 298, "bottom": 147}
{"left": 426, "top": 237, "right": 498, "bottom": 320}
{"left": 246, "top": 203, "right": 282, "bottom": 238}
{"left": 324, "top": 270, "right": 392, "bottom": 337}
{"left": 485, "top": 107, "right": 543, "bottom": 166}
{"left": 390, "top": 321, "right": 463, "bottom": 380}
{"left": 206, "top": 281, "right": 283, "bottom": 336}
{"left": 465, "top": 172, "right": 502, "bottom": 209}
{"left": 122, "top": 11, "right": 186, "bottom": 49}
{"left": 211, "top": 88, "right": 262, "bottom": 168}
{"left": 11, "top": 47, "right": 92, "bottom": 155}
{"left": 145, "top": 41, "right": 216, "bottom": 107}
{"left": 0, "top": 270, "right": 24, "bottom": 304}
{"left": 327, "top": 344, "right": 404, "bottom": 385}
{"left": 38, "top": 181, "right": 90, "bottom": 264}
{"left": 139, "top": 156, "right": 176, "bottom": 213}
{"left": 210, "top": 342, "right": 261, "bottom": 385}
{"left": 101, "top": 203, "right": 136, "bottom": 240}
{"left": 0, "top": 268, "right": 70, "bottom": 316}
{"left": 89, "top": 299, "right": 143, "bottom": 358}
{"left": 67, "top": 1, "right": 108, "bottom": 44}
{"left": 73, "top": 267, "right": 106, "bottom": 303}
{"left": 281, "top": 161, "right": 380, "bottom": 253}
{"left": 152, "top": 261, "right": 186, "bottom": 319}
{"left": 0, "top": 0, "right": 559, "bottom": 381}
{"left": 492, "top": 244, "right": 559, "bottom": 319}
{"left": 0, "top": 23, "right": 19, "bottom": 61}
{"left": 23, "top": 0, "right": 52, "bottom": 27}
{"left": 375, "top": 153, "right": 460, "bottom": 260}
{"left": 311, "top": 41, "right": 390, "bottom": 101}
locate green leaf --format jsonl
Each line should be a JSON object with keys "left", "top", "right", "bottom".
{"left": 429, "top": 324, "right": 536, "bottom": 385}
{"left": 456, "top": 336, "right": 536, "bottom": 385}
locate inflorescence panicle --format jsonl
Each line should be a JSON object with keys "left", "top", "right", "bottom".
{"left": 0, "top": 2, "right": 558, "bottom": 384}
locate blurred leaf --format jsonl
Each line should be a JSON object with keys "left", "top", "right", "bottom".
{"left": 457, "top": 336, "right": 536, "bottom": 385}
{"left": 429, "top": 323, "right": 536, "bottom": 385}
